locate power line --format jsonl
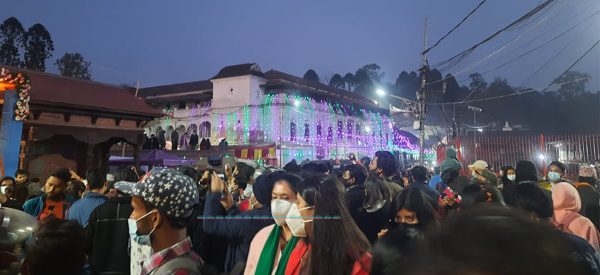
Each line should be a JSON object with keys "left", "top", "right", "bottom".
{"left": 450, "top": 0, "right": 566, "bottom": 77}
{"left": 422, "top": 0, "right": 597, "bottom": 89}
{"left": 423, "top": 0, "right": 487, "bottom": 55}
{"left": 428, "top": 36, "right": 600, "bottom": 106}
{"left": 539, "top": 38, "right": 600, "bottom": 93}
{"left": 435, "top": 0, "right": 557, "bottom": 71}
{"left": 477, "top": 9, "right": 600, "bottom": 77}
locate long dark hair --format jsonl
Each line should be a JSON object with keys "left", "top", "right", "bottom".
{"left": 363, "top": 175, "right": 393, "bottom": 212}
{"left": 298, "top": 175, "right": 371, "bottom": 275}
{"left": 394, "top": 188, "right": 439, "bottom": 229}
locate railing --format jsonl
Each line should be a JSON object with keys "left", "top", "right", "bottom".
{"left": 458, "top": 132, "right": 600, "bottom": 176}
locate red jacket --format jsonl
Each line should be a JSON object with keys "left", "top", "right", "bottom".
{"left": 285, "top": 240, "right": 371, "bottom": 275}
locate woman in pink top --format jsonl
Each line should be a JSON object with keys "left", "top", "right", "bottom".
{"left": 245, "top": 173, "right": 303, "bottom": 275}
{"left": 552, "top": 182, "right": 600, "bottom": 251}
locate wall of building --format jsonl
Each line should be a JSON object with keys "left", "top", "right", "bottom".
{"left": 211, "top": 75, "right": 267, "bottom": 109}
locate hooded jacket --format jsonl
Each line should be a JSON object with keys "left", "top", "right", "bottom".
{"left": 440, "top": 148, "right": 462, "bottom": 173}
{"left": 552, "top": 182, "right": 600, "bottom": 251}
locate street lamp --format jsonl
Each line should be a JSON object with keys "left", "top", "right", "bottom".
{"left": 376, "top": 88, "right": 386, "bottom": 97}
{"left": 538, "top": 154, "right": 546, "bottom": 161}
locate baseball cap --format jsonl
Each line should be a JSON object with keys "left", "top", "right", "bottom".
{"left": 468, "top": 160, "right": 488, "bottom": 171}
{"left": 115, "top": 167, "right": 199, "bottom": 218}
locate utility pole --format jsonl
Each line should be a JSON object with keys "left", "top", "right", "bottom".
{"left": 468, "top": 106, "right": 482, "bottom": 160}
{"left": 417, "top": 18, "right": 430, "bottom": 166}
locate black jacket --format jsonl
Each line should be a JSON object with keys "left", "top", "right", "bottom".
{"left": 85, "top": 196, "right": 133, "bottom": 275}
{"left": 188, "top": 187, "right": 228, "bottom": 273}
{"left": 357, "top": 200, "right": 393, "bottom": 244}
{"left": 576, "top": 184, "right": 600, "bottom": 230}
{"left": 203, "top": 192, "right": 273, "bottom": 272}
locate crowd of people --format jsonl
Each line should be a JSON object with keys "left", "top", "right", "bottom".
{"left": 142, "top": 130, "right": 229, "bottom": 152}
{"left": 2, "top": 148, "right": 600, "bottom": 274}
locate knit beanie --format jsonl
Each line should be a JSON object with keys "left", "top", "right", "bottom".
{"left": 515, "top": 160, "right": 538, "bottom": 183}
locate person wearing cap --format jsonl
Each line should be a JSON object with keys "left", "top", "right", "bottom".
{"left": 576, "top": 165, "right": 600, "bottom": 229}
{"left": 467, "top": 160, "right": 497, "bottom": 187}
{"left": 203, "top": 171, "right": 275, "bottom": 273}
{"left": 115, "top": 167, "right": 201, "bottom": 275}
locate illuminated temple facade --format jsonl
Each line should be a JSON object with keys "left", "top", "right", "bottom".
{"left": 141, "top": 63, "right": 419, "bottom": 165}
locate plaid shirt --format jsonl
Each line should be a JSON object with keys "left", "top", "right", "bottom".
{"left": 140, "top": 237, "right": 202, "bottom": 275}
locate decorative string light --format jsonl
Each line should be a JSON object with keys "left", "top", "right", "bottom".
{"left": 0, "top": 68, "right": 31, "bottom": 121}
{"left": 209, "top": 90, "right": 421, "bottom": 158}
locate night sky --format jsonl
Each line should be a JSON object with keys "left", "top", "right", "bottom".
{"left": 4, "top": 0, "right": 600, "bottom": 90}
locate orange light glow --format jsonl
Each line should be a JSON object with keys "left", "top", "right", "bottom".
{"left": 0, "top": 83, "right": 15, "bottom": 91}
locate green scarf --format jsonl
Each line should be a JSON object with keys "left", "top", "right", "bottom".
{"left": 255, "top": 225, "right": 299, "bottom": 275}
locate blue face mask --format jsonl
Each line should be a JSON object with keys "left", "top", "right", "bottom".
{"left": 547, "top": 172, "right": 562, "bottom": 183}
{"left": 128, "top": 210, "right": 156, "bottom": 245}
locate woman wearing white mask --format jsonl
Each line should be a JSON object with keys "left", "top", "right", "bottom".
{"left": 245, "top": 173, "right": 302, "bottom": 275}
{"left": 284, "top": 175, "right": 372, "bottom": 275}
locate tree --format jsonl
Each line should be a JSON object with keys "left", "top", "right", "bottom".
{"left": 394, "top": 70, "right": 419, "bottom": 100}
{"left": 303, "top": 69, "right": 320, "bottom": 82}
{"left": 23, "top": 23, "right": 54, "bottom": 71}
{"left": 353, "top": 68, "right": 372, "bottom": 94}
{"left": 360, "top": 64, "right": 384, "bottom": 83}
{"left": 329, "top": 73, "right": 345, "bottom": 89}
{"left": 0, "top": 17, "right": 25, "bottom": 67}
{"left": 353, "top": 64, "right": 385, "bottom": 95}
{"left": 343, "top": 73, "right": 355, "bottom": 91}
{"left": 442, "top": 73, "right": 461, "bottom": 103}
{"left": 55, "top": 52, "right": 92, "bottom": 80}
{"left": 554, "top": 71, "right": 591, "bottom": 98}
{"left": 469, "top": 73, "right": 487, "bottom": 91}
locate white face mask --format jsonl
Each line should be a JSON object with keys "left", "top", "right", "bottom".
{"left": 271, "top": 199, "right": 293, "bottom": 226}
{"left": 507, "top": 175, "right": 516, "bottom": 181}
{"left": 243, "top": 184, "right": 253, "bottom": 198}
{"left": 285, "top": 203, "right": 313, "bottom": 237}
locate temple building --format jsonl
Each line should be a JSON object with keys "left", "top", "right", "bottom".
{"left": 141, "top": 63, "right": 419, "bottom": 166}
{"left": 0, "top": 67, "right": 162, "bottom": 179}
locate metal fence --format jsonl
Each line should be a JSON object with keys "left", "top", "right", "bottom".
{"left": 458, "top": 132, "right": 600, "bottom": 176}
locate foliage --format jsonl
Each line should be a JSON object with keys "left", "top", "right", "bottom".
{"left": 0, "top": 17, "right": 25, "bottom": 67}
{"left": 329, "top": 73, "right": 344, "bottom": 89}
{"left": 303, "top": 69, "right": 320, "bottom": 82}
{"left": 23, "top": 23, "right": 54, "bottom": 71}
{"left": 343, "top": 72, "right": 355, "bottom": 91}
{"left": 55, "top": 52, "right": 92, "bottom": 80}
